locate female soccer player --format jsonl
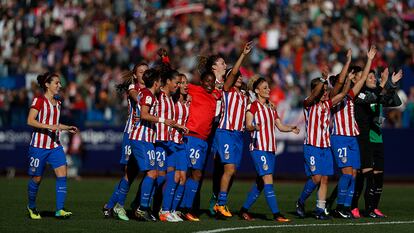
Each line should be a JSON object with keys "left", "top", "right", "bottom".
{"left": 26, "top": 72, "right": 78, "bottom": 219}
{"left": 295, "top": 69, "right": 353, "bottom": 220}
{"left": 130, "top": 68, "right": 176, "bottom": 222}
{"left": 212, "top": 42, "right": 252, "bottom": 217}
{"left": 239, "top": 78, "right": 299, "bottom": 222}
{"left": 159, "top": 73, "right": 190, "bottom": 222}
{"left": 102, "top": 62, "right": 148, "bottom": 221}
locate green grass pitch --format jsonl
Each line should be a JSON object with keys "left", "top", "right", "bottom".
{"left": 1, "top": 177, "right": 414, "bottom": 233}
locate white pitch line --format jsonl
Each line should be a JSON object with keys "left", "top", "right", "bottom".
{"left": 194, "top": 220, "right": 414, "bottom": 233}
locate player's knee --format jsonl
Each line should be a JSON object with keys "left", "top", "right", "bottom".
{"left": 224, "top": 165, "right": 236, "bottom": 176}
{"left": 262, "top": 174, "right": 273, "bottom": 184}
{"left": 320, "top": 176, "right": 329, "bottom": 185}
{"left": 32, "top": 176, "right": 42, "bottom": 184}
{"left": 146, "top": 170, "right": 158, "bottom": 179}
{"left": 312, "top": 175, "right": 322, "bottom": 184}
{"left": 191, "top": 170, "right": 202, "bottom": 181}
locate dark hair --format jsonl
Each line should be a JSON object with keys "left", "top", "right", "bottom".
{"left": 37, "top": 72, "right": 58, "bottom": 91}
{"left": 171, "top": 73, "right": 187, "bottom": 103}
{"left": 310, "top": 78, "right": 326, "bottom": 90}
{"left": 252, "top": 77, "right": 267, "bottom": 96}
{"left": 158, "top": 63, "right": 180, "bottom": 87}
{"left": 142, "top": 68, "right": 161, "bottom": 88}
{"left": 116, "top": 62, "right": 148, "bottom": 93}
{"left": 197, "top": 55, "right": 223, "bottom": 74}
{"left": 369, "top": 69, "right": 376, "bottom": 75}
{"left": 329, "top": 74, "right": 339, "bottom": 86}
{"left": 200, "top": 71, "right": 216, "bottom": 82}
{"left": 349, "top": 65, "right": 362, "bottom": 73}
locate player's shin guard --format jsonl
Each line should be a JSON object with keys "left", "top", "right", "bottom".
{"left": 117, "top": 177, "right": 130, "bottom": 206}
{"left": 299, "top": 179, "right": 317, "bottom": 204}
{"left": 242, "top": 184, "right": 262, "bottom": 210}
{"left": 28, "top": 179, "right": 40, "bottom": 209}
{"left": 364, "top": 170, "right": 375, "bottom": 211}
{"left": 337, "top": 174, "right": 352, "bottom": 205}
{"left": 351, "top": 170, "right": 364, "bottom": 209}
{"left": 264, "top": 184, "right": 280, "bottom": 214}
{"left": 344, "top": 176, "right": 355, "bottom": 207}
{"left": 140, "top": 176, "right": 155, "bottom": 208}
{"left": 162, "top": 171, "right": 177, "bottom": 211}
{"left": 56, "top": 177, "right": 67, "bottom": 211}
{"left": 373, "top": 172, "right": 384, "bottom": 209}
{"left": 182, "top": 178, "right": 199, "bottom": 209}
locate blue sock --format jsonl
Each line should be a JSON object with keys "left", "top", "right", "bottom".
{"left": 264, "top": 184, "right": 280, "bottom": 214}
{"left": 162, "top": 171, "right": 177, "bottom": 211}
{"left": 337, "top": 174, "right": 352, "bottom": 205}
{"left": 140, "top": 176, "right": 155, "bottom": 208}
{"left": 106, "top": 177, "right": 124, "bottom": 209}
{"left": 173, "top": 184, "right": 185, "bottom": 210}
{"left": 217, "top": 191, "right": 228, "bottom": 206}
{"left": 344, "top": 176, "right": 355, "bottom": 207}
{"left": 28, "top": 179, "right": 39, "bottom": 209}
{"left": 183, "top": 178, "right": 199, "bottom": 208}
{"left": 299, "top": 179, "right": 317, "bottom": 204}
{"left": 56, "top": 177, "right": 67, "bottom": 211}
{"left": 242, "top": 184, "right": 262, "bottom": 210}
{"left": 117, "top": 177, "right": 130, "bottom": 206}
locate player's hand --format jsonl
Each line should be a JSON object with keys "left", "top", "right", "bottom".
{"left": 178, "top": 126, "right": 189, "bottom": 134}
{"left": 347, "top": 71, "right": 355, "bottom": 82}
{"left": 243, "top": 41, "right": 253, "bottom": 55}
{"left": 367, "top": 45, "right": 377, "bottom": 60}
{"left": 255, "top": 123, "right": 261, "bottom": 131}
{"left": 164, "top": 119, "right": 176, "bottom": 127}
{"left": 346, "top": 48, "right": 352, "bottom": 62}
{"left": 380, "top": 68, "right": 389, "bottom": 87}
{"left": 291, "top": 126, "right": 300, "bottom": 134}
{"left": 49, "top": 124, "right": 60, "bottom": 132}
{"left": 68, "top": 126, "right": 79, "bottom": 134}
{"left": 321, "top": 65, "right": 329, "bottom": 80}
{"left": 391, "top": 70, "right": 403, "bottom": 84}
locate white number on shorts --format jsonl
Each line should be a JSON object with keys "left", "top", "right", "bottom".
{"left": 30, "top": 157, "right": 40, "bottom": 168}
{"left": 310, "top": 156, "right": 315, "bottom": 165}
{"left": 124, "top": 145, "right": 131, "bottom": 156}
{"left": 189, "top": 148, "right": 200, "bottom": 159}
{"left": 147, "top": 150, "right": 155, "bottom": 160}
{"left": 260, "top": 155, "right": 267, "bottom": 165}
{"left": 338, "top": 147, "right": 347, "bottom": 158}
{"left": 156, "top": 151, "right": 166, "bottom": 161}
{"left": 224, "top": 144, "right": 230, "bottom": 154}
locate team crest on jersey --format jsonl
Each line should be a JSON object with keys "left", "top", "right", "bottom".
{"left": 224, "top": 152, "right": 230, "bottom": 160}
{"left": 31, "top": 167, "right": 36, "bottom": 173}
{"left": 341, "top": 156, "right": 347, "bottom": 163}
{"left": 145, "top": 96, "right": 152, "bottom": 105}
{"left": 158, "top": 161, "right": 164, "bottom": 167}
{"left": 191, "top": 158, "right": 197, "bottom": 165}
{"left": 150, "top": 159, "right": 155, "bottom": 166}
{"left": 310, "top": 165, "right": 316, "bottom": 172}
{"left": 263, "top": 164, "right": 268, "bottom": 171}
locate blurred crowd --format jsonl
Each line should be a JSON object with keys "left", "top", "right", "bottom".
{"left": 1, "top": 0, "right": 414, "bottom": 129}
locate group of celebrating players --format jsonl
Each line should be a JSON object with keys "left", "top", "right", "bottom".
{"left": 25, "top": 41, "right": 403, "bottom": 222}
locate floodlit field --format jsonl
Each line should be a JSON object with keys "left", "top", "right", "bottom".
{"left": 1, "top": 178, "right": 414, "bottom": 233}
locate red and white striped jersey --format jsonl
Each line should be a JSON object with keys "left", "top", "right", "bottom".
{"left": 219, "top": 87, "right": 248, "bottom": 131}
{"left": 129, "top": 88, "right": 158, "bottom": 142}
{"left": 248, "top": 100, "right": 279, "bottom": 152}
{"left": 304, "top": 99, "right": 333, "bottom": 148}
{"left": 123, "top": 83, "right": 141, "bottom": 134}
{"left": 331, "top": 90, "right": 360, "bottom": 136}
{"left": 171, "top": 100, "right": 190, "bottom": 144}
{"left": 156, "top": 91, "right": 175, "bottom": 141}
{"left": 29, "top": 96, "right": 61, "bottom": 149}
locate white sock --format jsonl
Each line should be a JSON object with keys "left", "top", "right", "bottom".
{"left": 317, "top": 200, "right": 326, "bottom": 209}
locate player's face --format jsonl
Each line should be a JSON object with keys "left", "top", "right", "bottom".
{"left": 168, "top": 76, "right": 180, "bottom": 94}
{"left": 256, "top": 81, "right": 270, "bottom": 99}
{"left": 320, "top": 84, "right": 329, "bottom": 101}
{"left": 201, "top": 74, "right": 216, "bottom": 93}
{"left": 135, "top": 65, "right": 148, "bottom": 84}
{"left": 366, "top": 73, "right": 376, "bottom": 89}
{"left": 213, "top": 58, "right": 227, "bottom": 78}
{"left": 46, "top": 76, "right": 61, "bottom": 95}
{"left": 180, "top": 76, "right": 189, "bottom": 95}
{"left": 154, "top": 79, "right": 161, "bottom": 94}
{"left": 235, "top": 76, "right": 243, "bottom": 88}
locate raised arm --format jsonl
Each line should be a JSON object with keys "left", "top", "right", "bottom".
{"left": 275, "top": 118, "right": 300, "bottom": 134}
{"left": 330, "top": 49, "right": 352, "bottom": 98}
{"left": 331, "top": 72, "right": 353, "bottom": 105}
{"left": 303, "top": 76, "right": 327, "bottom": 107}
{"left": 223, "top": 41, "right": 253, "bottom": 91}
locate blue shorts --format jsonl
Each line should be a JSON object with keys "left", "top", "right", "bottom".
{"left": 184, "top": 136, "right": 208, "bottom": 170}
{"left": 120, "top": 132, "right": 132, "bottom": 165}
{"left": 167, "top": 142, "right": 188, "bottom": 171}
{"left": 331, "top": 135, "right": 361, "bottom": 169}
{"left": 214, "top": 129, "right": 243, "bottom": 167}
{"left": 303, "top": 145, "right": 334, "bottom": 176}
{"left": 155, "top": 141, "right": 173, "bottom": 171}
{"left": 251, "top": 149, "right": 275, "bottom": 176}
{"left": 28, "top": 146, "right": 66, "bottom": 176}
{"left": 130, "top": 140, "right": 156, "bottom": 172}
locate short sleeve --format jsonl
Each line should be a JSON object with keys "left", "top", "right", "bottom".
{"left": 128, "top": 84, "right": 135, "bottom": 91}
{"left": 30, "top": 97, "right": 43, "bottom": 111}
{"left": 326, "top": 99, "right": 333, "bottom": 108}
{"left": 274, "top": 109, "right": 280, "bottom": 120}
{"left": 348, "top": 89, "right": 355, "bottom": 99}
{"left": 139, "top": 91, "right": 154, "bottom": 107}
{"left": 248, "top": 101, "right": 258, "bottom": 115}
